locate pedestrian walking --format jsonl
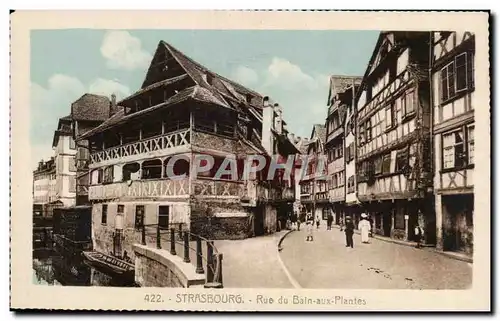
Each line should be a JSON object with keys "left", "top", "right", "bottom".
{"left": 327, "top": 213, "right": 333, "bottom": 230}
{"left": 358, "top": 213, "right": 371, "bottom": 243}
{"left": 316, "top": 215, "right": 320, "bottom": 229}
{"left": 306, "top": 214, "right": 314, "bottom": 242}
{"left": 414, "top": 224, "right": 424, "bottom": 248}
{"left": 344, "top": 216, "right": 355, "bottom": 248}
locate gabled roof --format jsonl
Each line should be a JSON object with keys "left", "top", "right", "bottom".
{"left": 71, "top": 93, "right": 111, "bottom": 121}
{"left": 78, "top": 85, "right": 230, "bottom": 140}
{"left": 327, "top": 75, "right": 363, "bottom": 106}
{"left": 312, "top": 124, "right": 327, "bottom": 145}
{"left": 52, "top": 115, "right": 73, "bottom": 147}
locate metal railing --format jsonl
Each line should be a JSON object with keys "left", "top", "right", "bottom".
{"left": 140, "top": 223, "right": 223, "bottom": 288}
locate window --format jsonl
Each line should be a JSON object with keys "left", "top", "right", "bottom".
{"left": 69, "top": 138, "right": 76, "bottom": 150}
{"left": 467, "top": 52, "right": 475, "bottom": 89}
{"left": 365, "top": 119, "right": 372, "bottom": 142}
{"left": 440, "top": 52, "right": 474, "bottom": 103}
{"left": 135, "top": 205, "right": 145, "bottom": 229}
{"left": 347, "top": 176, "right": 355, "bottom": 193}
{"left": 442, "top": 130, "right": 466, "bottom": 169}
{"left": 386, "top": 103, "right": 395, "bottom": 129}
{"left": 402, "top": 90, "right": 415, "bottom": 116}
{"left": 101, "top": 204, "right": 108, "bottom": 224}
{"left": 97, "top": 168, "right": 104, "bottom": 184}
{"left": 467, "top": 126, "right": 474, "bottom": 164}
{"left": 441, "top": 62, "right": 455, "bottom": 102}
{"left": 117, "top": 204, "right": 124, "bottom": 215}
{"left": 395, "top": 148, "right": 409, "bottom": 172}
{"left": 382, "top": 154, "right": 391, "bottom": 174}
{"left": 374, "top": 156, "right": 383, "bottom": 174}
{"left": 358, "top": 124, "right": 365, "bottom": 145}
{"left": 103, "top": 166, "right": 114, "bottom": 184}
{"left": 158, "top": 206, "right": 170, "bottom": 228}
{"left": 455, "top": 53, "right": 467, "bottom": 92}
{"left": 142, "top": 159, "right": 162, "bottom": 179}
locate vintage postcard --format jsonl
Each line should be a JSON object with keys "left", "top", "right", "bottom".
{"left": 10, "top": 10, "right": 490, "bottom": 311}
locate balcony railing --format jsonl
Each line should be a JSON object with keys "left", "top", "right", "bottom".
{"left": 90, "top": 129, "right": 190, "bottom": 164}
{"left": 89, "top": 178, "right": 189, "bottom": 201}
{"left": 141, "top": 223, "right": 223, "bottom": 288}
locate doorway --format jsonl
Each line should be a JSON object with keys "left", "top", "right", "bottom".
{"left": 443, "top": 194, "right": 474, "bottom": 254}
{"left": 382, "top": 211, "right": 392, "bottom": 237}
{"left": 254, "top": 205, "right": 265, "bottom": 236}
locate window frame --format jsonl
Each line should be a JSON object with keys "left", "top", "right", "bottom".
{"left": 440, "top": 52, "right": 474, "bottom": 104}
{"left": 467, "top": 125, "right": 474, "bottom": 165}
{"left": 158, "top": 205, "right": 170, "bottom": 229}
{"left": 101, "top": 204, "right": 108, "bottom": 225}
{"left": 385, "top": 102, "right": 395, "bottom": 130}
{"left": 441, "top": 126, "right": 471, "bottom": 171}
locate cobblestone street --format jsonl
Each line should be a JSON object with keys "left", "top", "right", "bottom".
{"left": 279, "top": 227, "right": 472, "bottom": 289}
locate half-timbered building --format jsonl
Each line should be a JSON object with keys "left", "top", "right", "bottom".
{"left": 299, "top": 124, "right": 328, "bottom": 223}
{"left": 431, "top": 31, "right": 475, "bottom": 256}
{"left": 354, "top": 31, "right": 435, "bottom": 242}
{"left": 77, "top": 41, "right": 299, "bottom": 259}
{"left": 325, "top": 76, "right": 361, "bottom": 225}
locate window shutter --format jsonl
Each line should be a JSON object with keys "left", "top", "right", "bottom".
{"left": 440, "top": 68, "right": 449, "bottom": 102}
{"left": 467, "top": 51, "right": 475, "bottom": 89}
{"left": 455, "top": 53, "right": 468, "bottom": 92}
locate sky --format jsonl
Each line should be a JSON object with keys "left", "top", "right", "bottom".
{"left": 30, "top": 29, "right": 379, "bottom": 168}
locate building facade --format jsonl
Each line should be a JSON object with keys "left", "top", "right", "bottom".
{"left": 78, "top": 41, "right": 298, "bottom": 259}
{"left": 52, "top": 116, "right": 78, "bottom": 208}
{"left": 431, "top": 31, "right": 475, "bottom": 256}
{"left": 354, "top": 31, "right": 435, "bottom": 242}
{"left": 325, "top": 76, "right": 362, "bottom": 225}
{"left": 299, "top": 124, "right": 328, "bottom": 223}
{"left": 33, "top": 158, "right": 57, "bottom": 217}
{"left": 70, "top": 93, "right": 116, "bottom": 206}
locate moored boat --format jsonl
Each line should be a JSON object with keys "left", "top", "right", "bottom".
{"left": 82, "top": 251, "right": 134, "bottom": 278}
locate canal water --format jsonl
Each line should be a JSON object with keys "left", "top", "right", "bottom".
{"left": 32, "top": 242, "right": 137, "bottom": 287}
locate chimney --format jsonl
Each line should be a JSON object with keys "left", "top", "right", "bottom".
{"left": 261, "top": 96, "right": 274, "bottom": 155}
{"left": 109, "top": 93, "right": 117, "bottom": 117}
{"left": 273, "top": 103, "right": 283, "bottom": 135}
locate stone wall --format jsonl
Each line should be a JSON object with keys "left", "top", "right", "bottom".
{"left": 190, "top": 199, "right": 252, "bottom": 240}
{"left": 91, "top": 201, "right": 190, "bottom": 261}
{"left": 135, "top": 251, "right": 184, "bottom": 287}
{"left": 133, "top": 244, "right": 205, "bottom": 288}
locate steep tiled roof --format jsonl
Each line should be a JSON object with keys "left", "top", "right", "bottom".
{"left": 313, "top": 124, "right": 327, "bottom": 144}
{"left": 79, "top": 86, "right": 205, "bottom": 139}
{"left": 71, "top": 93, "right": 111, "bottom": 121}
{"left": 327, "top": 75, "right": 363, "bottom": 106}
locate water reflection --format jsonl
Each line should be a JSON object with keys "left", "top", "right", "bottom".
{"left": 32, "top": 247, "right": 137, "bottom": 287}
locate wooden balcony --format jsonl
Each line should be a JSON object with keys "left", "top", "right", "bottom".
{"left": 88, "top": 178, "right": 189, "bottom": 201}
{"left": 192, "top": 178, "right": 244, "bottom": 199}
{"left": 89, "top": 129, "right": 191, "bottom": 167}
{"left": 315, "top": 191, "right": 329, "bottom": 203}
